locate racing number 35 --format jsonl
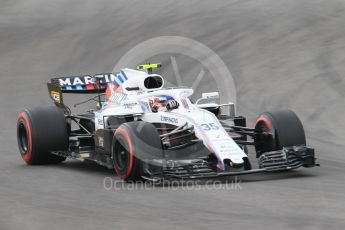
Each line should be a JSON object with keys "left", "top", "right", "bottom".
{"left": 201, "top": 123, "right": 219, "bottom": 131}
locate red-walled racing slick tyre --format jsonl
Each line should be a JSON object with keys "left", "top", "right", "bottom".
{"left": 112, "top": 121, "right": 163, "bottom": 181}
{"left": 17, "top": 106, "right": 68, "bottom": 164}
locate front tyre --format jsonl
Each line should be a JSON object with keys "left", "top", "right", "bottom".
{"left": 254, "top": 110, "right": 306, "bottom": 157}
{"left": 17, "top": 106, "right": 68, "bottom": 164}
{"left": 112, "top": 121, "right": 163, "bottom": 182}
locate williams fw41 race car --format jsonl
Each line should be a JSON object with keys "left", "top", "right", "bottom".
{"left": 17, "top": 64, "right": 318, "bottom": 182}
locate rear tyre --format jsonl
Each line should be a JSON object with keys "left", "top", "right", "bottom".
{"left": 254, "top": 110, "right": 306, "bottom": 157}
{"left": 17, "top": 106, "right": 68, "bottom": 164}
{"left": 112, "top": 121, "right": 163, "bottom": 182}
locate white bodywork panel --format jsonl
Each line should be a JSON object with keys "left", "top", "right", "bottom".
{"left": 94, "top": 68, "right": 247, "bottom": 170}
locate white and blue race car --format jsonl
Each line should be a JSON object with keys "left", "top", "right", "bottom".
{"left": 17, "top": 64, "right": 317, "bottom": 181}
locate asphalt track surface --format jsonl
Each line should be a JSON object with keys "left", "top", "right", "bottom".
{"left": 1, "top": 0, "right": 345, "bottom": 229}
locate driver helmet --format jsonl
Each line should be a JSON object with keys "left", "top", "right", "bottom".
{"left": 149, "top": 96, "right": 175, "bottom": 112}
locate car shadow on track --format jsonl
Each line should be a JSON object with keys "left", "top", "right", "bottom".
{"left": 16, "top": 159, "right": 319, "bottom": 188}
{"left": 236, "top": 170, "right": 318, "bottom": 183}
{"left": 49, "top": 160, "right": 114, "bottom": 176}
{"left": 155, "top": 170, "right": 318, "bottom": 188}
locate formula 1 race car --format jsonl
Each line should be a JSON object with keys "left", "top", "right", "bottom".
{"left": 17, "top": 63, "right": 317, "bottom": 181}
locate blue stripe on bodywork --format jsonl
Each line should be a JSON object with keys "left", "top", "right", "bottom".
{"left": 114, "top": 77, "right": 122, "bottom": 85}
{"left": 117, "top": 75, "right": 124, "bottom": 83}
{"left": 120, "top": 70, "right": 128, "bottom": 80}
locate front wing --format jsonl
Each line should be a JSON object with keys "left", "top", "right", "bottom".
{"left": 145, "top": 145, "right": 318, "bottom": 181}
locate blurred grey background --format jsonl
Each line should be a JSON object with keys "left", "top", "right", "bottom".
{"left": 1, "top": 0, "right": 345, "bottom": 229}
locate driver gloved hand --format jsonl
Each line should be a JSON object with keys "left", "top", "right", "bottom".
{"left": 166, "top": 100, "right": 179, "bottom": 110}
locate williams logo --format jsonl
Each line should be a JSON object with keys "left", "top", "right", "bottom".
{"left": 50, "top": 91, "right": 61, "bottom": 103}
{"left": 161, "top": 115, "right": 178, "bottom": 124}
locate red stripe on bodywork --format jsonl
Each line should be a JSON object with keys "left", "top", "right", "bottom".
{"left": 105, "top": 84, "right": 117, "bottom": 99}
{"left": 200, "top": 131, "right": 223, "bottom": 171}
{"left": 86, "top": 84, "right": 94, "bottom": 90}
{"left": 205, "top": 141, "right": 223, "bottom": 172}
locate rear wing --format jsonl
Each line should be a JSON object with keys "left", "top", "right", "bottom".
{"left": 47, "top": 72, "right": 128, "bottom": 104}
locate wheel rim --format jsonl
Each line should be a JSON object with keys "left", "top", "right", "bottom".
{"left": 255, "top": 117, "right": 276, "bottom": 156}
{"left": 18, "top": 121, "right": 29, "bottom": 155}
{"left": 112, "top": 127, "right": 135, "bottom": 180}
{"left": 115, "top": 141, "right": 130, "bottom": 171}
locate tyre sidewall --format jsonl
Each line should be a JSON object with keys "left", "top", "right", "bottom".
{"left": 112, "top": 121, "right": 163, "bottom": 181}
{"left": 17, "top": 106, "right": 68, "bottom": 164}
